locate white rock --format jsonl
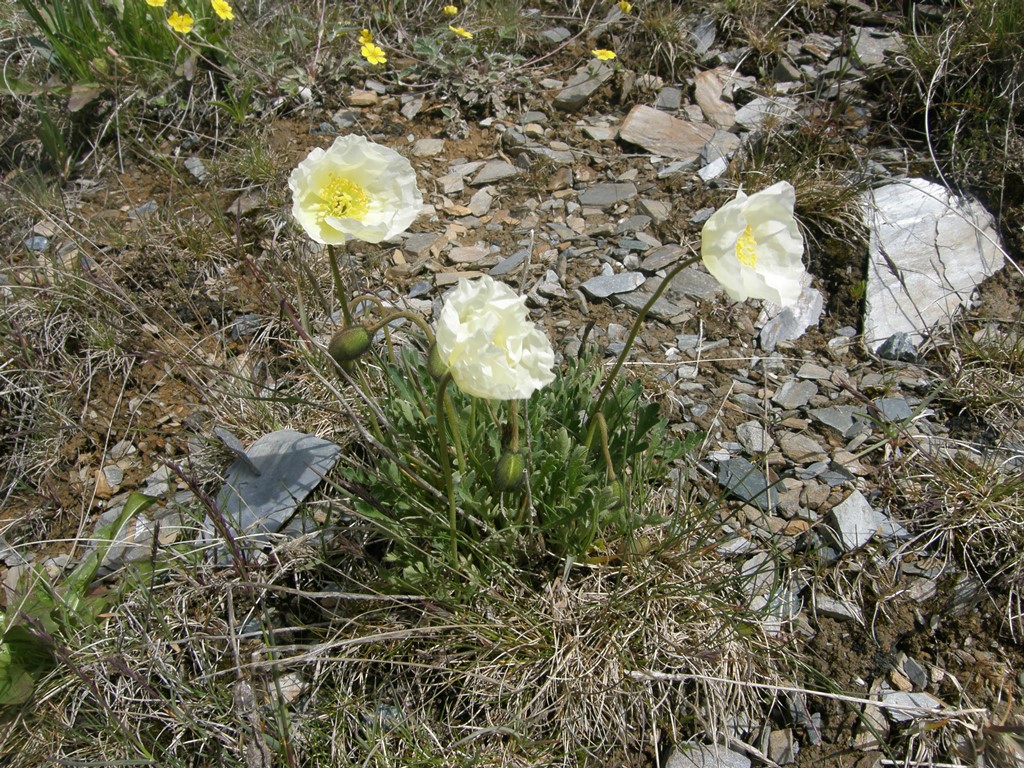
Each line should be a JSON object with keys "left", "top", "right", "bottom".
{"left": 862, "top": 178, "right": 1004, "bottom": 351}
{"left": 757, "top": 275, "right": 824, "bottom": 352}
{"left": 667, "top": 744, "right": 751, "bottom": 768}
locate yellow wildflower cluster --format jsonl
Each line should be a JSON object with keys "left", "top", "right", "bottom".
{"left": 148, "top": 0, "right": 234, "bottom": 34}
{"left": 358, "top": 28, "right": 387, "bottom": 65}
{"left": 449, "top": 25, "right": 473, "bottom": 39}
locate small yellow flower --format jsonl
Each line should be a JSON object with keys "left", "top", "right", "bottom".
{"left": 145, "top": 0, "right": 166, "bottom": 6}
{"left": 591, "top": 48, "right": 616, "bottom": 60}
{"left": 211, "top": 0, "right": 233, "bottom": 20}
{"left": 449, "top": 25, "right": 473, "bottom": 39}
{"left": 443, "top": 4, "right": 458, "bottom": 15}
{"left": 361, "top": 43, "right": 387, "bottom": 65}
{"left": 358, "top": 28, "right": 373, "bottom": 45}
{"left": 618, "top": 0, "right": 632, "bottom": 12}
{"left": 167, "top": 11, "right": 194, "bottom": 33}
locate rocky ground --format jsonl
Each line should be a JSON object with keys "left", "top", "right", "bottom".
{"left": 4, "top": 1, "right": 1024, "bottom": 766}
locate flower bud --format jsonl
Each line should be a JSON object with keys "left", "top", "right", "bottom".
{"left": 328, "top": 325, "right": 372, "bottom": 366}
{"left": 493, "top": 451, "right": 526, "bottom": 492}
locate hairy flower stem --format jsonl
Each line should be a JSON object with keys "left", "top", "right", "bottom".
{"left": 585, "top": 251, "right": 701, "bottom": 451}
{"left": 327, "top": 245, "right": 353, "bottom": 326}
{"left": 507, "top": 400, "right": 520, "bottom": 452}
{"left": 435, "top": 372, "right": 461, "bottom": 564}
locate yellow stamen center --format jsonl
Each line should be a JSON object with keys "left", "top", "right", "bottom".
{"left": 735, "top": 225, "right": 758, "bottom": 268}
{"left": 318, "top": 175, "right": 369, "bottom": 221}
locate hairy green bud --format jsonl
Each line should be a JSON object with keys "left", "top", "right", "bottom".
{"left": 493, "top": 451, "right": 526, "bottom": 492}
{"left": 328, "top": 325, "right": 372, "bottom": 366}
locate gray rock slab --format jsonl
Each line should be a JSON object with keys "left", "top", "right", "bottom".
{"left": 773, "top": 379, "right": 818, "bottom": 410}
{"left": 412, "top": 138, "right": 445, "bottom": 157}
{"left": 580, "top": 271, "right": 646, "bottom": 298}
{"left": 578, "top": 182, "right": 638, "bottom": 207}
{"left": 700, "top": 129, "right": 742, "bottom": 165}
{"left": 862, "top": 178, "right": 1004, "bottom": 351}
{"left": 734, "top": 95, "right": 801, "bottom": 131}
{"left": 638, "top": 198, "right": 672, "bottom": 224}
{"left": 540, "top": 26, "right": 571, "bottom": 43}
{"left": 656, "top": 86, "right": 683, "bottom": 110}
{"left": 810, "top": 405, "right": 865, "bottom": 438}
{"left": 736, "top": 421, "right": 775, "bottom": 454}
{"left": 667, "top": 744, "right": 751, "bottom": 768}
{"left": 879, "top": 690, "right": 943, "bottom": 723}
{"left": 852, "top": 27, "right": 904, "bottom": 68}
{"left": 779, "top": 432, "right": 828, "bottom": 464}
{"left": 768, "top": 728, "right": 799, "bottom": 765}
{"left": 472, "top": 160, "right": 519, "bottom": 185}
{"left": 641, "top": 243, "right": 686, "bottom": 272}
{"left": 876, "top": 332, "right": 919, "bottom": 362}
{"left": 403, "top": 232, "right": 445, "bottom": 258}
{"left": 826, "top": 490, "right": 879, "bottom": 551}
{"left": 815, "top": 594, "right": 864, "bottom": 622}
{"left": 718, "top": 457, "right": 778, "bottom": 512}
{"left": 618, "top": 105, "right": 716, "bottom": 161}
{"left": 667, "top": 266, "right": 722, "bottom": 299}
{"left": 553, "top": 62, "right": 614, "bottom": 112}
{"left": 873, "top": 396, "right": 913, "bottom": 422}
{"left": 613, "top": 290, "right": 686, "bottom": 322}
{"left": 213, "top": 430, "right": 341, "bottom": 548}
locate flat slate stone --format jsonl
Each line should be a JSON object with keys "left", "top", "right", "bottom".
{"left": 826, "top": 489, "right": 879, "bottom": 551}
{"left": 734, "top": 95, "right": 801, "bottom": 131}
{"left": 862, "top": 178, "right": 1004, "bottom": 351}
{"left": 472, "top": 160, "right": 520, "bottom": 185}
{"left": 773, "top": 379, "right": 818, "bottom": 410}
{"left": 580, "top": 271, "right": 646, "bottom": 298}
{"left": 554, "top": 62, "right": 614, "bottom": 111}
{"left": 213, "top": 429, "right": 341, "bottom": 549}
{"left": 667, "top": 266, "right": 722, "bottom": 299}
{"left": 578, "top": 182, "right": 638, "bottom": 207}
{"left": 718, "top": 457, "right": 778, "bottom": 512}
{"left": 641, "top": 244, "right": 686, "bottom": 272}
{"left": 618, "top": 105, "right": 716, "bottom": 161}
{"left": 879, "top": 690, "right": 943, "bottom": 723}
{"left": 667, "top": 744, "right": 751, "bottom": 768}
{"left": 614, "top": 290, "right": 686, "bottom": 322}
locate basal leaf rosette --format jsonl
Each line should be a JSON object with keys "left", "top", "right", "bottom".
{"left": 435, "top": 275, "right": 556, "bottom": 400}
{"left": 289, "top": 135, "right": 421, "bottom": 245}
{"left": 701, "top": 180, "right": 806, "bottom": 307}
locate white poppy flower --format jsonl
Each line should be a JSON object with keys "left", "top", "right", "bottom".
{"left": 288, "top": 135, "right": 421, "bottom": 245}
{"left": 435, "top": 275, "right": 556, "bottom": 400}
{"left": 701, "top": 181, "right": 806, "bottom": 308}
